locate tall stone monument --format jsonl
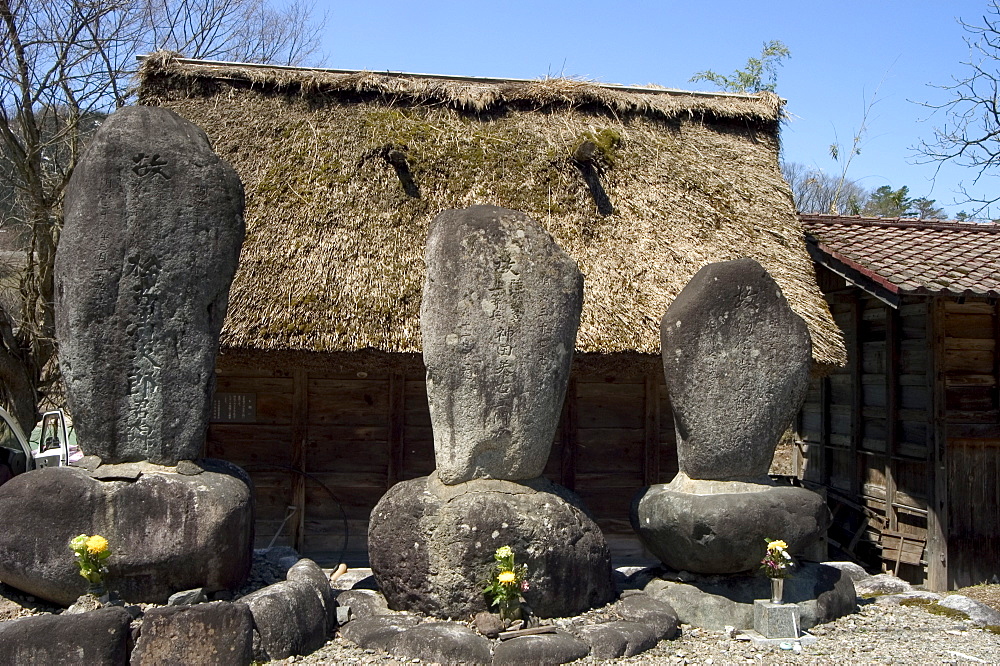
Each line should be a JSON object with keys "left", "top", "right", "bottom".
{"left": 421, "top": 204, "right": 581, "bottom": 484}
{"left": 369, "top": 205, "right": 613, "bottom": 618}
{"left": 0, "top": 106, "right": 252, "bottom": 605}
{"left": 56, "top": 106, "right": 245, "bottom": 466}
{"left": 631, "top": 258, "right": 829, "bottom": 574}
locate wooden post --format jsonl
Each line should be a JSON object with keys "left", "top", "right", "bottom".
{"left": 926, "top": 297, "right": 949, "bottom": 591}
{"left": 994, "top": 300, "right": 1000, "bottom": 423}
{"left": 886, "top": 304, "right": 900, "bottom": 533}
{"left": 386, "top": 372, "right": 406, "bottom": 488}
{"left": 850, "top": 293, "right": 863, "bottom": 497}
{"left": 644, "top": 373, "right": 661, "bottom": 486}
{"left": 290, "top": 368, "right": 308, "bottom": 553}
{"left": 818, "top": 374, "right": 830, "bottom": 485}
{"left": 560, "top": 377, "right": 577, "bottom": 491}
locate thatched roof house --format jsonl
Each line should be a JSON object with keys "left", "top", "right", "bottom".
{"left": 138, "top": 53, "right": 845, "bottom": 563}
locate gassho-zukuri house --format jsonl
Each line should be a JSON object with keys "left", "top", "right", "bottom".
{"left": 136, "top": 52, "right": 846, "bottom": 565}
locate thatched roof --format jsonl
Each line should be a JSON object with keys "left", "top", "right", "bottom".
{"left": 138, "top": 53, "right": 846, "bottom": 369}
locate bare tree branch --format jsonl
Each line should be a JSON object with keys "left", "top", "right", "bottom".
{"left": 916, "top": 1, "right": 1000, "bottom": 215}
{"left": 0, "top": 0, "right": 326, "bottom": 431}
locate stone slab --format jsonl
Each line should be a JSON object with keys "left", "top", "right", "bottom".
{"left": 660, "top": 258, "right": 811, "bottom": 480}
{"left": 56, "top": 105, "right": 244, "bottom": 465}
{"left": 641, "top": 562, "right": 857, "bottom": 631}
{"left": 421, "top": 205, "right": 582, "bottom": 484}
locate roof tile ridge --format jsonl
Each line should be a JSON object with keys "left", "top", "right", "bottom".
{"left": 799, "top": 213, "right": 1000, "bottom": 233}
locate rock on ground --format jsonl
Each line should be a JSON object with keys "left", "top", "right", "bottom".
{"left": 242, "top": 559, "right": 337, "bottom": 661}
{"left": 131, "top": 601, "right": 253, "bottom": 666}
{"left": 0, "top": 607, "right": 131, "bottom": 666}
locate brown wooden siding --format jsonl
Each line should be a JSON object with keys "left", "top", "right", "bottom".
{"left": 206, "top": 352, "right": 675, "bottom": 566}
{"left": 797, "top": 265, "right": 1000, "bottom": 590}
{"left": 941, "top": 300, "right": 1000, "bottom": 588}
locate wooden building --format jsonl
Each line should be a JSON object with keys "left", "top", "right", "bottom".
{"left": 137, "top": 53, "right": 845, "bottom": 565}
{"left": 797, "top": 214, "right": 1000, "bottom": 590}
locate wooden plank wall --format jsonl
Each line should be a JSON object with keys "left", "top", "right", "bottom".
{"left": 799, "top": 268, "right": 1000, "bottom": 589}
{"left": 206, "top": 353, "right": 676, "bottom": 566}
{"left": 797, "top": 271, "right": 934, "bottom": 583}
{"left": 941, "top": 299, "right": 1000, "bottom": 588}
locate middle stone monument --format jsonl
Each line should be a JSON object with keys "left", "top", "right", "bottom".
{"left": 369, "top": 205, "right": 614, "bottom": 618}
{"left": 630, "top": 258, "right": 830, "bottom": 574}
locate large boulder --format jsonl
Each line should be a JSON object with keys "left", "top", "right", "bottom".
{"left": 0, "top": 607, "right": 132, "bottom": 666}
{"left": 131, "top": 601, "right": 254, "bottom": 666}
{"left": 0, "top": 461, "right": 253, "bottom": 605}
{"left": 630, "top": 475, "right": 829, "bottom": 574}
{"left": 660, "top": 258, "right": 811, "bottom": 481}
{"left": 421, "top": 205, "right": 582, "bottom": 484}
{"left": 369, "top": 473, "right": 613, "bottom": 618}
{"left": 55, "top": 105, "right": 245, "bottom": 465}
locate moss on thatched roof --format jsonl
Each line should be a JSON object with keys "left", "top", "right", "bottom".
{"left": 138, "top": 53, "right": 846, "bottom": 369}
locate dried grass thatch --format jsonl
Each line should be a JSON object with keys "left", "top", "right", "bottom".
{"left": 138, "top": 53, "right": 846, "bottom": 369}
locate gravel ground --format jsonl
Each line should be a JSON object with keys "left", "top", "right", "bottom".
{"left": 5, "top": 556, "right": 999, "bottom": 664}
{"left": 282, "top": 594, "right": 1000, "bottom": 665}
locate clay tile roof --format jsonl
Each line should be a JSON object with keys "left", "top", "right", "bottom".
{"left": 801, "top": 214, "right": 1000, "bottom": 298}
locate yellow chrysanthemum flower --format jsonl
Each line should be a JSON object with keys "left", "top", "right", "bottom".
{"left": 498, "top": 571, "right": 516, "bottom": 584}
{"left": 85, "top": 535, "right": 109, "bottom": 555}
{"left": 767, "top": 540, "right": 788, "bottom": 551}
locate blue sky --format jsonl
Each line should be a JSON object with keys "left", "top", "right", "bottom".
{"left": 308, "top": 1, "right": 996, "bottom": 218}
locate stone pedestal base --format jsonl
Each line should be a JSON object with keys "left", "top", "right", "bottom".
{"left": 637, "top": 562, "right": 857, "bottom": 631}
{"left": 0, "top": 461, "right": 254, "bottom": 605}
{"left": 630, "top": 474, "right": 830, "bottom": 574}
{"left": 368, "top": 473, "right": 614, "bottom": 619}
{"left": 753, "top": 599, "right": 800, "bottom": 639}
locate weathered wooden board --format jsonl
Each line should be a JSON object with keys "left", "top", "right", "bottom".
{"left": 880, "top": 531, "right": 925, "bottom": 566}
{"left": 945, "top": 314, "right": 994, "bottom": 340}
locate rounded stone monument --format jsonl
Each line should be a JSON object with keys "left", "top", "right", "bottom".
{"left": 631, "top": 258, "right": 830, "bottom": 574}
{"left": 0, "top": 106, "right": 253, "bottom": 606}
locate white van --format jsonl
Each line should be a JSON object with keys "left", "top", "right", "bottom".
{"left": 0, "top": 408, "right": 76, "bottom": 487}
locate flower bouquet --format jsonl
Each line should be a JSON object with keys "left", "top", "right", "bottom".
{"left": 760, "top": 538, "right": 793, "bottom": 603}
{"left": 69, "top": 534, "right": 111, "bottom": 597}
{"left": 483, "top": 545, "right": 529, "bottom": 624}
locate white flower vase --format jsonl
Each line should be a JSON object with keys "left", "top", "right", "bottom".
{"left": 770, "top": 577, "right": 784, "bottom": 604}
